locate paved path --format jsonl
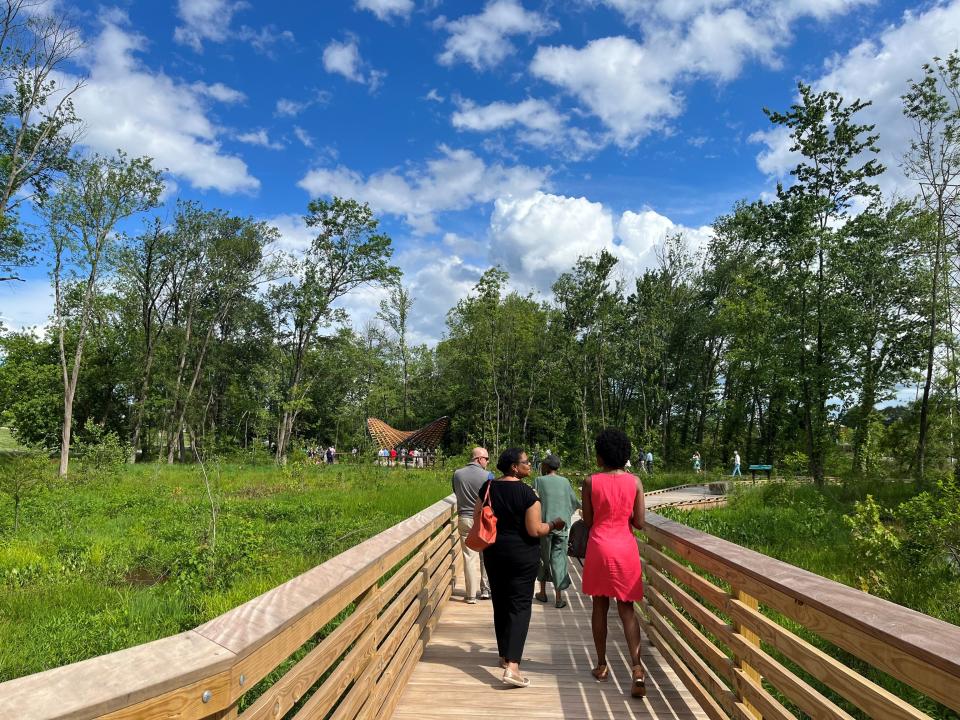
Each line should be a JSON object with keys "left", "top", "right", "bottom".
{"left": 644, "top": 483, "right": 727, "bottom": 510}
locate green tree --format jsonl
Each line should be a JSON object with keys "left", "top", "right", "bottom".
{"left": 836, "top": 202, "right": 928, "bottom": 473}
{"left": 902, "top": 52, "right": 960, "bottom": 481}
{"left": 160, "top": 206, "right": 274, "bottom": 464}
{"left": 115, "top": 219, "right": 179, "bottom": 462}
{"left": 270, "top": 197, "right": 399, "bottom": 462}
{"left": 0, "top": 331, "right": 60, "bottom": 447}
{"left": 376, "top": 282, "right": 414, "bottom": 426}
{"left": 0, "top": 450, "right": 50, "bottom": 532}
{"left": 0, "top": 1, "right": 82, "bottom": 281}
{"left": 46, "top": 152, "right": 162, "bottom": 477}
{"left": 764, "top": 82, "right": 884, "bottom": 485}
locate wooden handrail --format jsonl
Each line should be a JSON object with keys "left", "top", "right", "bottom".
{"left": 0, "top": 494, "right": 460, "bottom": 720}
{"left": 639, "top": 511, "right": 960, "bottom": 720}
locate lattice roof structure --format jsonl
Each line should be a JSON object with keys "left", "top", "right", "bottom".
{"left": 366, "top": 416, "right": 449, "bottom": 450}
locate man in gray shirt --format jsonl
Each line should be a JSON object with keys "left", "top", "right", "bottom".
{"left": 452, "top": 447, "right": 492, "bottom": 603}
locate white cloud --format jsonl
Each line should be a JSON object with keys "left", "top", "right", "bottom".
{"left": 60, "top": 14, "right": 259, "bottom": 194}
{"left": 490, "top": 192, "right": 615, "bottom": 281}
{"left": 355, "top": 0, "right": 415, "bottom": 21}
{"left": 174, "top": 0, "right": 244, "bottom": 51}
{"left": 191, "top": 81, "right": 246, "bottom": 104}
{"left": 235, "top": 129, "right": 284, "bottom": 150}
{"left": 323, "top": 38, "right": 384, "bottom": 90}
{"left": 437, "top": 0, "right": 557, "bottom": 70}
{"left": 751, "top": 1, "right": 960, "bottom": 201}
{"left": 425, "top": 88, "right": 445, "bottom": 103}
{"left": 617, "top": 209, "right": 713, "bottom": 267}
{"left": 266, "top": 213, "right": 315, "bottom": 252}
{"left": 488, "top": 191, "right": 712, "bottom": 290}
{"left": 174, "top": 0, "right": 295, "bottom": 53}
{"left": 323, "top": 38, "right": 364, "bottom": 82}
{"left": 276, "top": 98, "right": 305, "bottom": 117}
{"left": 453, "top": 97, "right": 564, "bottom": 133}
{"left": 403, "top": 251, "right": 487, "bottom": 344}
{"left": 452, "top": 97, "right": 602, "bottom": 158}
{"left": 532, "top": 1, "right": 870, "bottom": 147}
{"left": 531, "top": 36, "right": 682, "bottom": 147}
{"left": 293, "top": 126, "right": 314, "bottom": 148}
{"left": 298, "top": 145, "right": 549, "bottom": 234}
{"left": 274, "top": 91, "right": 330, "bottom": 117}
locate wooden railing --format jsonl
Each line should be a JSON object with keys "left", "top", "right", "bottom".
{"left": 0, "top": 494, "right": 460, "bottom": 720}
{"left": 639, "top": 511, "right": 960, "bottom": 720}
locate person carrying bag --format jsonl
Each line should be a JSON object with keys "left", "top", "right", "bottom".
{"left": 466, "top": 481, "right": 497, "bottom": 551}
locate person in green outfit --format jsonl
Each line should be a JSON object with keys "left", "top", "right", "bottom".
{"left": 533, "top": 454, "right": 581, "bottom": 608}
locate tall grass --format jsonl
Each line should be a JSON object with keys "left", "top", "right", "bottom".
{"left": 0, "top": 461, "right": 451, "bottom": 681}
{"left": 660, "top": 481, "right": 960, "bottom": 719}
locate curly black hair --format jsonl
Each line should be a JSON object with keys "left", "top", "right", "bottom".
{"left": 594, "top": 428, "right": 632, "bottom": 469}
{"left": 497, "top": 447, "right": 525, "bottom": 475}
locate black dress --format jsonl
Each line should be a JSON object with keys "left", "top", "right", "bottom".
{"left": 479, "top": 478, "right": 540, "bottom": 663}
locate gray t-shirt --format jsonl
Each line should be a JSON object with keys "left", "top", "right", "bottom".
{"left": 452, "top": 462, "right": 489, "bottom": 518}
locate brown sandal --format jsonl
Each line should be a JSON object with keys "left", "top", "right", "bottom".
{"left": 591, "top": 664, "right": 609, "bottom": 682}
{"left": 631, "top": 664, "right": 646, "bottom": 698}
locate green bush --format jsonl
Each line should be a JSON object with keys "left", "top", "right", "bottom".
{"left": 0, "top": 451, "right": 53, "bottom": 532}
{"left": 843, "top": 495, "right": 900, "bottom": 597}
{"left": 897, "top": 478, "right": 960, "bottom": 574}
{"left": 74, "top": 421, "right": 128, "bottom": 482}
{"left": 781, "top": 450, "right": 808, "bottom": 476}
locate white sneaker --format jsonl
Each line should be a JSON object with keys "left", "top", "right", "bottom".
{"left": 478, "top": 590, "right": 491, "bottom": 600}
{"left": 466, "top": 597, "right": 477, "bottom": 604}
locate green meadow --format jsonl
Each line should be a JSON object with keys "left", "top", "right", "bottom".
{"left": 0, "top": 460, "right": 451, "bottom": 681}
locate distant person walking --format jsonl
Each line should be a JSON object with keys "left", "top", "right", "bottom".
{"left": 732, "top": 450, "right": 741, "bottom": 477}
{"left": 479, "top": 448, "right": 565, "bottom": 688}
{"left": 582, "top": 428, "right": 646, "bottom": 698}
{"left": 644, "top": 449, "right": 653, "bottom": 476}
{"left": 452, "top": 448, "right": 493, "bottom": 604}
{"left": 533, "top": 454, "right": 580, "bottom": 609}
{"left": 692, "top": 451, "right": 701, "bottom": 474}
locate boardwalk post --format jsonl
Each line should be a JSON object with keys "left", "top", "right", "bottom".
{"left": 732, "top": 588, "right": 764, "bottom": 719}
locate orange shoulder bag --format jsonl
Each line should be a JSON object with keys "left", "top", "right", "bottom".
{"left": 465, "top": 481, "right": 497, "bottom": 551}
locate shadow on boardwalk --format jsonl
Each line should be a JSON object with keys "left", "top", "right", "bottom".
{"left": 390, "top": 561, "right": 707, "bottom": 720}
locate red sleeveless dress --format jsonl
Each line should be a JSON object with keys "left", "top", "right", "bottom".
{"left": 581, "top": 472, "right": 644, "bottom": 601}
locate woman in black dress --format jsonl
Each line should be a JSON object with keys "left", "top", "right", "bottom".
{"left": 477, "top": 447, "right": 565, "bottom": 687}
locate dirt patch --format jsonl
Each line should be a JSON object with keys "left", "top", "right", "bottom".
{"left": 124, "top": 566, "right": 167, "bottom": 587}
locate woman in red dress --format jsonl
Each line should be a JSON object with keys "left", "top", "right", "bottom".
{"left": 581, "top": 428, "right": 646, "bottom": 697}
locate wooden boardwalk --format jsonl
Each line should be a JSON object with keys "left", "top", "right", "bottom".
{"left": 391, "top": 561, "right": 708, "bottom": 720}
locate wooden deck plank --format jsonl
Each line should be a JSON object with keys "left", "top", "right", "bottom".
{"left": 390, "top": 562, "right": 708, "bottom": 720}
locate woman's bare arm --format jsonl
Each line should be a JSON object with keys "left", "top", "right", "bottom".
{"left": 582, "top": 476, "right": 593, "bottom": 527}
{"left": 631, "top": 475, "right": 646, "bottom": 531}
{"left": 525, "top": 501, "right": 565, "bottom": 537}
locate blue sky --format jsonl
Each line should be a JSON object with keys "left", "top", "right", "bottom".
{"left": 1, "top": 0, "right": 957, "bottom": 342}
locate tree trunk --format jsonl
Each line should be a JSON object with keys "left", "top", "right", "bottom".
{"left": 917, "top": 222, "right": 945, "bottom": 482}
{"left": 127, "top": 351, "right": 156, "bottom": 464}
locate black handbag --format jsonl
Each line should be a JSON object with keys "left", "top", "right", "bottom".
{"left": 567, "top": 519, "right": 588, "bottom": 561}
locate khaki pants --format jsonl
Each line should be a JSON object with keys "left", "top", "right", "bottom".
{"left": 457, "top": 515, "right": 490, "bottom": 599}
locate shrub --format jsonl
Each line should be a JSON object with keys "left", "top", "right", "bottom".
{"left": 0, "top": 451, "right": 53, "bottom": 532}
{"left": 843, "top": 494, "right": 900, "bottom": 597}
{"left": 74, "top": 421, "right": 128, "bottom": 482}
{"left": 897, "top": 478, "right": 960, "bottom": 574}
{"left": 781, "top": 450, "right": 808, "bottom": 476}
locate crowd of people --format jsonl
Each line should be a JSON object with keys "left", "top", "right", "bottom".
{"left": 451, "top": 428, "right": 646, "bottom": 697}
{"left": 305, "top": 446, "right": 360, "bottom": 464}
{"left": 375, "top": 447, "right": 437, "bottom": 467}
